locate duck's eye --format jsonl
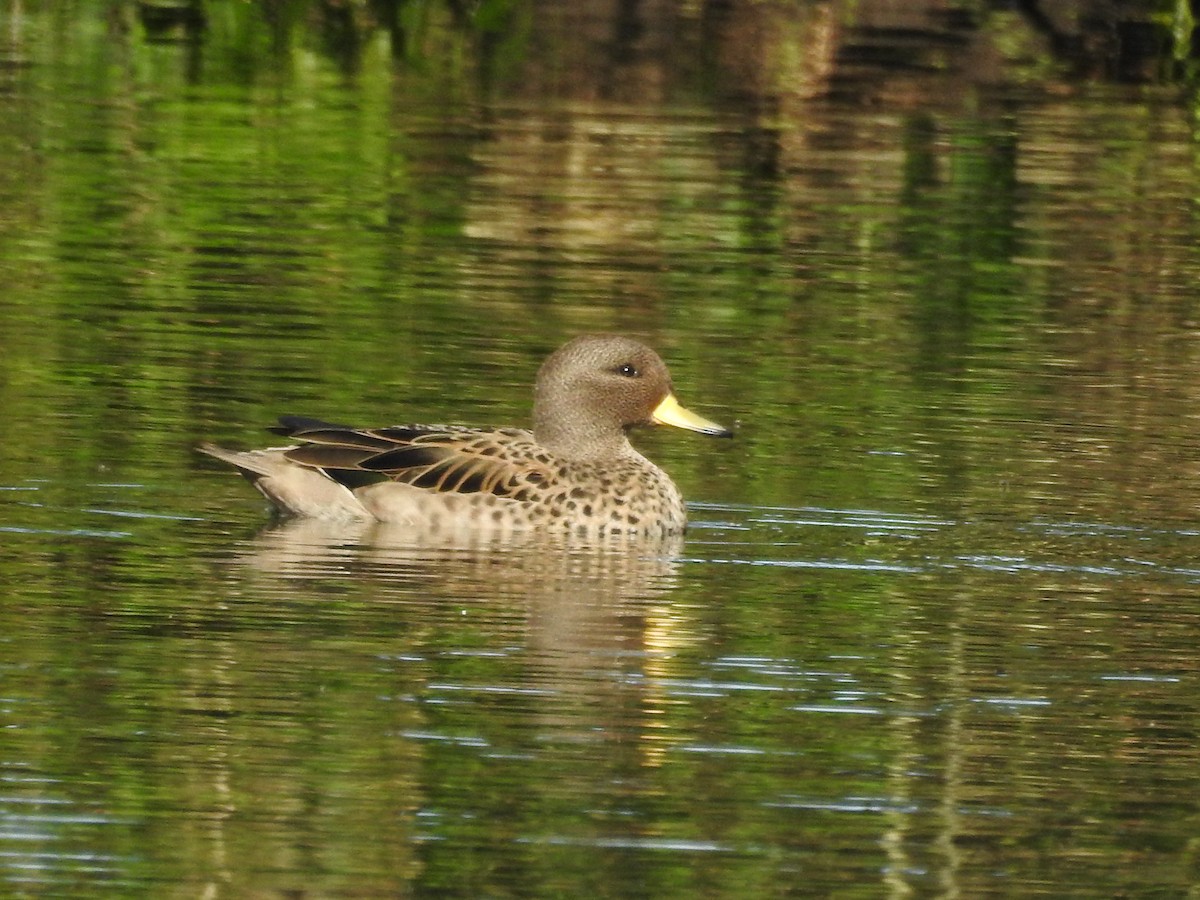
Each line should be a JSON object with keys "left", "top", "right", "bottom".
{"left": 614, "top": 363, "right": 640, "bottom": 378}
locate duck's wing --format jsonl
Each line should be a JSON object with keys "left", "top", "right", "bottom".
{"left": 270, "top": 416, "right": 553, "bottom": 497}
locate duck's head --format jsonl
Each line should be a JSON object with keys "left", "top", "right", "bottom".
{"left": 533, "top": 334, "right": 731, "bottom": 460}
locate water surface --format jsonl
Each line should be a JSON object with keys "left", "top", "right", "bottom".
{"left": 2, "top": 2, "right": 1200, "bottom": 896}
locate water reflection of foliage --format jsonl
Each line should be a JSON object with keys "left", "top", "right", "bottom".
{"left": 121, "top": 1, "right": 1200, "bottom": 88}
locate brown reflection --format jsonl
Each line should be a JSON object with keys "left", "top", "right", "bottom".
{"left": 230, "top": 517, "right": 690, "bottom": 772}
{"left": 231, "top": 516, "right": 683, "bottom": 659}
{"left": 189, "top": 520, "right": 686, "bottom": 892}
{"left": 491, "top": 1, "right": 1190, "bottom": 114}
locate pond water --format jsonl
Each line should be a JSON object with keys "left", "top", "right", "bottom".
{"left": 2, "top": 1, "right": 1200, "bottom": 896}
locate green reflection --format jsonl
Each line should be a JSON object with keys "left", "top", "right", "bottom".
{"left": 2, "top": 1, "right": 1200, "bottom": 897}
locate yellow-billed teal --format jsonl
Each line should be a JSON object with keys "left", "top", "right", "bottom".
{"left": 199, "top": 335, "right": 732, "bottom": 536}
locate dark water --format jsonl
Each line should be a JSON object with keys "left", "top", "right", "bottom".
{"left": 2, "top": 1, "right": 1200, "bottom": 896}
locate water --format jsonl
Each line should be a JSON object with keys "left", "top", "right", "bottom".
{"left": 2, "top": 1, "right": 1200, "bottom": 896}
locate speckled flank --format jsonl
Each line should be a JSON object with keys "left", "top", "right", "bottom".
{"left": 199, "top": 335, "right": 730, "bottom": 536}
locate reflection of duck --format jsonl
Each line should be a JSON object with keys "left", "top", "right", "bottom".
{"left": 229, "top": 517, "right": 685, "bottom": 659}
{"left": 205, "top": 519, "right": 690, "bottom": 873}
{"left": 201, "top": 335, "right": 731, "bottom": 537}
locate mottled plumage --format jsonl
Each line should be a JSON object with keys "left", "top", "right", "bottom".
{"left": 199, "top": 335, "right": 732, "bottom": 536}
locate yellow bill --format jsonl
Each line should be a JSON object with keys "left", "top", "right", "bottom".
{"left": 650, "top": 393, "right": 733, "bottom": 437}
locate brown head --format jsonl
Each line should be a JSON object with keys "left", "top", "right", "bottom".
{"left": 532, "top": 335, "right": 731, "bottom": 461}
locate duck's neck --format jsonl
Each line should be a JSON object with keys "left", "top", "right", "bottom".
{"left": 533, "top": 412, "right": 635, "bottom": 463}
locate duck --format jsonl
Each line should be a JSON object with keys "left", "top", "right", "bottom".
{"left": 199, "top": 334, "right": 732, "bottom": 536}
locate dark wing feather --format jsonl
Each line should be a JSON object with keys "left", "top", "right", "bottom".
{"left": 271, "top": 415, "right": 356, "bottom": 435}
{"left": 274, "top": 418, "right": 551, "bottom": 498}
{"left": 271, "top": 417, "right": 398, "bottom": 452}
{"left": 284, "top": 445, "right": 380, "bottom": 469}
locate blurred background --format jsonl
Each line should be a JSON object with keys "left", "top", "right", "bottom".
{"left": 2, "top": 1, "right": 1200, "bottom": 896}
